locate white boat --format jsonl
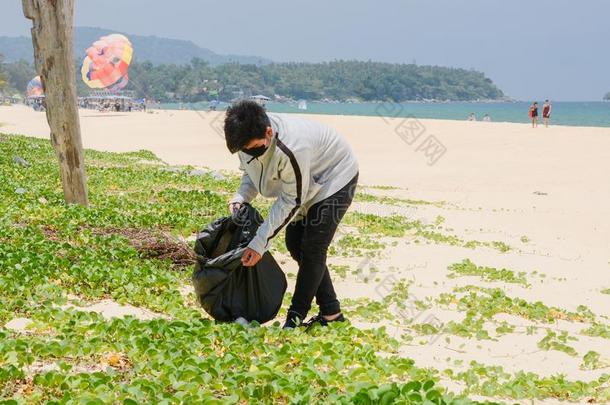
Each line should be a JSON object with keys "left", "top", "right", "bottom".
{"left": 249, "top": 95, "right": 270, "bottom": 107}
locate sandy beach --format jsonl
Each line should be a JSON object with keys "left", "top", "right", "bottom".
{"left": 2, "top": 104, "right": 610, "bottom": 396}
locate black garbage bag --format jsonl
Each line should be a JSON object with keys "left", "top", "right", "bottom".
{"left": 192, "top": 204, "right": 287, "bottom": 323}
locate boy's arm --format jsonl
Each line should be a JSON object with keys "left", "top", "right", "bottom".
{"left": 247, "top": 145, "right": 311, "bottom": 255}
{"left": 229, "top": 155, "right": 258, "bottom": 205}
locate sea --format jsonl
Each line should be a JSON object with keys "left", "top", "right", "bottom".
{"left": 162, "top": 101, "right": 610, "bottom": 128}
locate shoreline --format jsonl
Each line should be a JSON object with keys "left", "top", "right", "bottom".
{"left": 159, "top": 101, "right": 610, "bottom": 129}
{"left": 154, "top": 106, "right": 610, "bottom": 130}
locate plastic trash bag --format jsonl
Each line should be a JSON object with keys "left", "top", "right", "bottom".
{"left": 192, "top": 204, "right": 287, "bottom": 323}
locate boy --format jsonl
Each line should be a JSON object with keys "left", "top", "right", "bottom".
{"left": 223, "top": 101, "right": 359, "bottom": 328}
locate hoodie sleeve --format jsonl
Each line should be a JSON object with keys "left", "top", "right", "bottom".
{"left": 229, "top": 154, "right": 258, "bottom": 205}
{"left": 247, "top": 141, "right": 310, "bottom": 255}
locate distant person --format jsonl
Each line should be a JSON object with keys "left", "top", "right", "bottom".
{"left": 482, "top": 114, "right": 491, "bottom": 122}
{"left": 542, "top": 100, "right": 552, "bottom": 127}
{"left": 467, "top": 112, "right": 476, "bottom": 121}
{"left": 528, "top": 102, "right": 539, "bottom": 128}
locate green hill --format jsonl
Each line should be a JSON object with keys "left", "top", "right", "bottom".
{"left": 1, "top": 27, "right": 505, "bottom": 102}
{"left": 2, "top": 55, "right": 505, "bottom": 102}
{"left": 125, "top": 59, "right": 504, "bottom": 102}
{"left": 0, "top": 26, "right": 271, "bottom": 66}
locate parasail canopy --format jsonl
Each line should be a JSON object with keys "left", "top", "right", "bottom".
{"left": 26, "top": 76, "right": 44, "bottom": 97}
{"left": 81, "top": 34, "right": 133, "bottom": 91}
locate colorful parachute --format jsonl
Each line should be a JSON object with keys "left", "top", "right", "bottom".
{"left": 107, "top": 75, "right": 129, "bottom": 92}
{"left": 81, "top": 34, "right": 133, "bottom": 91}
{"left": 26, "top": 76, "right": 44, "bottom": 97}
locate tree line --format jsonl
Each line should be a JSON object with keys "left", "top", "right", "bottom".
{"left": 125, "top": 59, "right": 506, "bottom": 102}
{"left": 0, "top": 55, "right": 36, "bottom": 96}
{"left": 2, "top": 54, "right": 506, "bottom": 102}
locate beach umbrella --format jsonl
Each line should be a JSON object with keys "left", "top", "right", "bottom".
{"left": 81, "top": 33, "right": 133, "bottom": 91}
{"left": 26, "top": 76, "right": 44, "bottom": 97}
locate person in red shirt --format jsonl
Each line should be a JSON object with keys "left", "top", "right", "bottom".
{"left": 542, "top": 100, "right": 552, "bottom": 128}
{"left": 528, "top": 102, "right": 539, "bottom": 128}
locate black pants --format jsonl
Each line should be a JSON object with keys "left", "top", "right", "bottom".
{"left": 285, "top": 173, "right": 358, "bottom": 319}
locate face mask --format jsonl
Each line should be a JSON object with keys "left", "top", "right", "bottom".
{"left": 243, "top": 144, "right": 267, "bottom": 158}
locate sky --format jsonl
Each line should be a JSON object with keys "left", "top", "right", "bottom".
{"left": 2, "top": 0, "right": 609, "bottom": 101}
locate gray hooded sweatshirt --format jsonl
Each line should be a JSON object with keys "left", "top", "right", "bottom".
{"left": 229, "top": 113, "right": 359, "bottom": 255}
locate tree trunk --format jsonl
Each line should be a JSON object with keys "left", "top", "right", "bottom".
{"left": 22, "top": 0, "right": 88, "bottom": 206}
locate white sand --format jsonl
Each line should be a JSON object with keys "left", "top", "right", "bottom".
{"left": 59, "top": 299, "right": 163, "bottom": 320}
{"left": 2, "top": 104, "right": 610, "bottom": 385}
{"left": 4, "top": 317, "right": 34, "bottom": 332}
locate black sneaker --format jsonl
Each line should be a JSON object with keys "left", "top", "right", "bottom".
{"left": 282, "top": 310, "right": 304, "bottom": 329}
{"left": 304, "top": 313, "right": 346, "bottom": 331}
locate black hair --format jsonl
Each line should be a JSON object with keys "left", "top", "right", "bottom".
{"left": 223, "top": 100, "right": 270, "bottom": 153}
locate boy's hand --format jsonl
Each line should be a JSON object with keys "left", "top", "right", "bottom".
{"left": 228, "top": 202, "right": 242, "bottom": 215}
{"left": 241, "top": 247, "right": 261, "bottom": 267}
